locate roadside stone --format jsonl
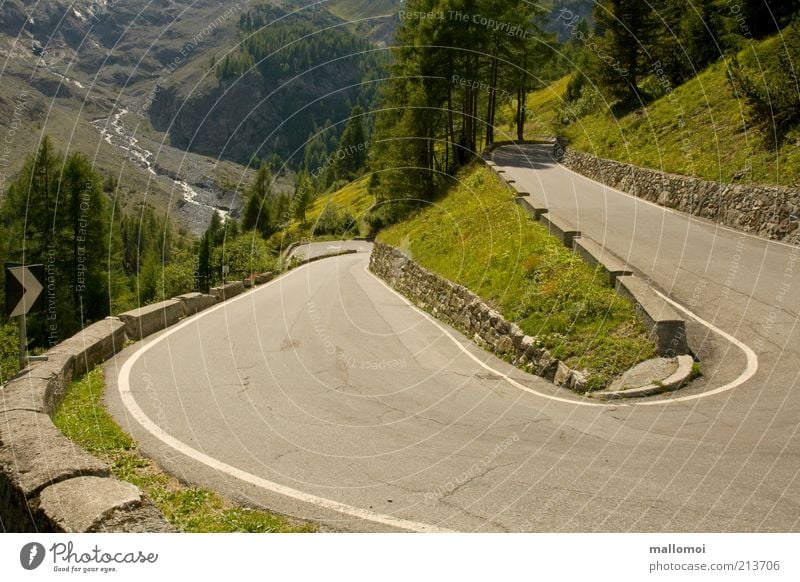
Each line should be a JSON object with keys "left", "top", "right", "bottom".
{"left": 0, "top": 410, "right": 109, "bottom": 498}
{"left": 608, "top": 357, "right": 678, "bottom": 392}
{"left": 554, "top": 362, "right": 571, "bottom": 386}
{"left": 569, "top": 371, "right": 588, "bottom": 392}
{"left": 496, "top": 336, "right": 513, "bottom": 354}
{"left": 92, "top": 499, "right": 177, "bottom": 533}
{"left": 38, "top": 476, "right": 142, "bottom": 532}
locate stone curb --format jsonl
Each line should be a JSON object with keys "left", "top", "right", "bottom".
{"left": 590, "top": 355, "right": 695, "bottom": 400}
{"left": 482, "top": 144, "right": 691, "bottom": 359}
{"left": 0, "top": 263, "right": 283, "bottom": 532}
{"left": 614, "top": 276, "right": 690, "bottom": 356}
{"left": 289, "top": 248, "right": 359, "bottom": 268}
{"left": 539, "top": 212, "right": 581, "bottom": 248}
{"left": 210, "top": 280, "right": 245, "bottom": 302}
{"left": 573, "top": 238, "right": 633, "bottom": 286}
{"left": 119, "top": 300, "right": 183, "bottom": 341}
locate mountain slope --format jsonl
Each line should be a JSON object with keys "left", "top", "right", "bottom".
{"left": 148, "top": 4, "right": 385, "bottom": 166}
{"left": 515, "top": 34, "right": 800, "bottom": 187}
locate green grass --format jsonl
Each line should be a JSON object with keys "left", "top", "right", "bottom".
{"left": 561, "top": 46, "right": 799, "bottom": 187}
{"left": 0, "top": 322, "right": 21, "bottom": 385}
{"left": 505, "top": 34, "right": 799, "bottom": 188}
{"left": 305, "top": 177, "right": 375, "bottom": 227}
{"left": 378, "top": 165, "right": 658, "bottom": 389}
{"left": 274, "top": 176, "right": 376, "bottom": 247}
{"left": 53, "top": 368, "right": 315, "bottom": 533}
{"left": 496, "top": 75, "right": 571, "bottom": 141}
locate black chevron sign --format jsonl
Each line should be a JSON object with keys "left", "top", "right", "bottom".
{"left": 5, "top": 264, "right": 45, "bottom": 318}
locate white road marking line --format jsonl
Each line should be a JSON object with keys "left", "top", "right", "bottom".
{"left": 643, "top": 288, "right": 759, "bottom": 404}
{"left": 367, "top": 265, "right": 758, "bottom": 407}
{"left": 117, "top": 257, "right": 452, "bottom": 533}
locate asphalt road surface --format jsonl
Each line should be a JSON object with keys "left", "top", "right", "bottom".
{"left": 105, "top": 149, "right": 800, "bottom": 532}
{"left": 288, "top": 240, "right": 373, "bottom": 261}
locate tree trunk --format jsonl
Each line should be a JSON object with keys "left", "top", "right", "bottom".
{"left": 486, "top": 55, "right": 499, "bottom": 146}
{"left": 516, "top": 86, "right": 527, "bottom": 141}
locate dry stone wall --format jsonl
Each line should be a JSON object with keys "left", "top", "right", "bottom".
{"left": 557, "top": 144, "right": 800, "bottom": 244}
{"left": 369, "top": 242, "right": 588, "bottom": 392}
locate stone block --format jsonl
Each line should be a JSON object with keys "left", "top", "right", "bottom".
{"left": 176, "top": 292, "right": 218, "bottom": 317}
{"left": 38, "top": 476, "right": 142, "bottom": 532}
{"left": 0, "top": 410, "right": 108, "bottom": 499}
{"left": 554, "top": 361, "right": 572, "bottom": 386}
{"left": 254, "top": 272, "right": 274, "bottom": 285}
{"left": 615, "top": 276, "right": 689, "bottom": 356}
{"left": 210, "top": 281, "right": 245, "bottom": 302}
{"left": 539, "top": 212, "right": 581, "bottom": 248}
{"left": 58, "top": 317, "right": 127, "bottom": 377}
{"left": 573, "top": 238, "right": 633, "bottom": 286}
{"left": 514, "top": 196, "right": 548, "bottom": 220}
{"left": 119, "top": 300, "right": 184, "bottom": 341}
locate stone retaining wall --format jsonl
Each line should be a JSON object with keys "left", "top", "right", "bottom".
{"left": 369, "top": 242, "right": 588, "bottom": 392}
{"left": 1, "top": 268, "right": 278, "bottom": 532}
{"left": 0, "top": 317, "right": 175, "bottom": 533}
{"left": 557, "top": 144, "right": 800, "bottom": 243}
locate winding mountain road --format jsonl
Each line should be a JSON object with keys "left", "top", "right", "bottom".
{"left": 105, "top": 147, "right": 800, "bottom": 532}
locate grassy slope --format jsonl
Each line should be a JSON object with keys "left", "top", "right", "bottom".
{"left": 378, "top": 165, "right": 657, "bottom": 389}
{"left": 54, "top": 369, "right": 314, "bottom": 533}
{"left": 306, "top": 177, "right": 376, "bottom": 227}
{"left": 513, "top": 35, "right": 799, "bottom": 188}
{"left": 325, "top": 0, "right": 399, "bottom": 21}
{"left": 496, "top": 75, "right": 570, "bottom": 141}
{"left": 276, "top": 177, "right": 376, "bottom": 244}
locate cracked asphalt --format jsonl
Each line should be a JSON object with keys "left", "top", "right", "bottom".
{"left": 102, "top": 148, "right": 800, "bottom": 531}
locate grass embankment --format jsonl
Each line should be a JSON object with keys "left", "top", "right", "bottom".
{"left": 273, "top": 176, "right": 376, "bottom": 246}
{"left": 505, "top": 34, "right": 799, "bottom": 188}
{"left": 53, "top": 368, "right": 315, "bottom": 533}
{"left": 496, "top": 75, "right": 570, "bottom": 141}
{"left": 378, "top": 165, "right": 657, "bottom": 389}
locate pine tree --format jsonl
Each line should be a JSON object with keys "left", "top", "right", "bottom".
{"left": 242, "top": 164, "right": 275, "bottom": 238}
{"left": 0, "top": 140, "right": 116, "bottom": 343}
{"left": 593, "top": 0, "right": 658, "bottom": 104}
{"left": 334, "top": 105, "right": 369, "bottom": 180}
{"left": 293, "top": 173, "right": 314, "bottom": 226}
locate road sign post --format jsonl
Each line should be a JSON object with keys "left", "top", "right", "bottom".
{"left": 18, "top": 313, "right": 26, "bottom": 371}
{"left": 5, "top": 264, "right": 46, "bottom": 369}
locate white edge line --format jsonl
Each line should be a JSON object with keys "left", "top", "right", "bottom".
{"left": 366, "top": 266, "right": 608, "bottom": 408}
{"left": 644, "top": 288, "right": 759, "bottom": 404}
{"left": 117, "top": 258, "right": 453, "bottom": 534}
{"left": 367, "top": 265, "right": 758, "bottom": 408}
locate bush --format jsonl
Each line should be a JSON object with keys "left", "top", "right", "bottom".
{"left": 312, "top": 203, "right": 342, "bottom": 236}
{"left": 214, "top": 231, "right": 277, "bottom": 281}
{"left": 363, "top": 201, "right": 415, "bottom": 235}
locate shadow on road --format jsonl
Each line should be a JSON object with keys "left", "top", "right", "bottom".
{"left": 492, "top": 144, "right": 558, "bottom": 170}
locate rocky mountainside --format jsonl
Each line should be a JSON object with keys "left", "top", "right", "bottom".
{"left": 0, "top": 0, "right": 265, "bottom": 234}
